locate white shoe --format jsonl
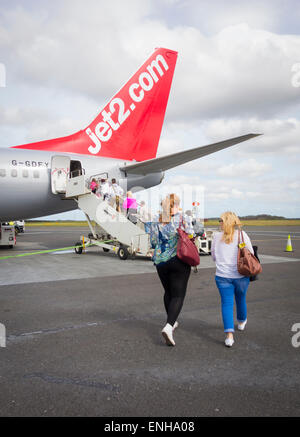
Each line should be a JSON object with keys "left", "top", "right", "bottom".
{"left": 173, "top": 321, "right": 179, "bottom": 331}
{"left": 238, "top": 320, "right": 247, "bottom": 331}
{"left": 162, "top": 323, "right": 175, "bottom": 346}
{"left": 225, "top": 337, "right": 234, "bottom": 347}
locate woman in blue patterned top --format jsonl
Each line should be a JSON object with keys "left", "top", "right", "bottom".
{"left": 146, "top": 193, "right": 195, "bottom": 346}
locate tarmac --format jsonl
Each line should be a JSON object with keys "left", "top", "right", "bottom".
{"left": 0, "top": 225, "right": 299, "bottom": 417}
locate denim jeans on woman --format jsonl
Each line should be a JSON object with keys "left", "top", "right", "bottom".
{"left": 215, "top": 275, "right": 250, "bottom": 333}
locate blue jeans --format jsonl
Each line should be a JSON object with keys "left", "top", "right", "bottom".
{"left": 215, "top": 276, "right": 250, "bottom": 333}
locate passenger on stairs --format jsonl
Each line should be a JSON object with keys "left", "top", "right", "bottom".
{"left": 122, "top": 191, "right": 138, "bottom": 223}
{"left": 122, "top": 191, "right": 138, "bottom": 213}
{"left": 98, "top": 178, "right": 112, "bottom": 201}
{"left": 90, "top": 178, "right": 98, "bottom": 194}
{"left": 111, "top": 178, "right": 124, "bottom": 212}
{"left": 138, "top": 200, "right": 152, "bottom": 222}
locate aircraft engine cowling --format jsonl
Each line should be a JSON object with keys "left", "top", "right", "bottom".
{"left": 120, "top": 172, "right": 164, "bottom": 193}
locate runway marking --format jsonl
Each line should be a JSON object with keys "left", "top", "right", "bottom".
{"left": 50, "top": 249, "right": 75, "bottom": 254}
{"left": 252, "top": 236, "right": 300, "bottom": 238}
{"left": 260, "top": 254, "right": 300, "bottom": 263}
{"left": 247, "top": 230, "right": 300, "bottom": 233}
{"left": 0, "top": 240, "right": 115, "bottom": 260}
{"left": 0, "top": 245, "right": 88, "bottom": 260}
{"left": 252, "top": 238, "right": 300, "bottom": 242}
{"left": 248, "top": 232, "right": 300, "bottom": 237}
{"left": 24, "top": 231, "right": 88, "bottom": 235}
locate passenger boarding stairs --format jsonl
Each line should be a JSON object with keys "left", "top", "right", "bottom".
{"left": 64, "top": 173, "right": 150, "bottom": 257}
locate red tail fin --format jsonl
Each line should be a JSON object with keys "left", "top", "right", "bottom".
{"left": 12, "top": 48, "right": 178, "bottom": 161}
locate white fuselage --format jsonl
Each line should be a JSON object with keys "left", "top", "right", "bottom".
{"left": 0, "top": 148, "right": 163, "bottom": 221}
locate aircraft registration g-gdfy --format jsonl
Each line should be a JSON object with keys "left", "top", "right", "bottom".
{"left": 0, "top": 47, "right": 260, "bottom": 221}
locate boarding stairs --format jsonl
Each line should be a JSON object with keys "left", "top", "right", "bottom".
{"left": 64, "top": 173, "right": 151, "bottom": 259}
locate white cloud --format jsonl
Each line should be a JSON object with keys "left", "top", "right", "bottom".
{"left": 158, "top": 169, "right": 300, "bottom": 217}
{"left": 0, "top": 1, "right": 153, "bottom": 98}
{"left": 1, "top": 4, "right": 300, "bottom": 119}
{"left": 0, "top": 106, "right": 50, "bottom": 125}
{"left": 217, "top": 158, "right": 271, "bottom": 177}
{"left": 288, "top": 181, "right": 300, "bottom": 190}
{"left": 202, "top": 117, "right": 300, "bottom": 155}
{"left": 163, "top": 0, "right": 280, "bottom": 35}
{"left": 0, "top": 1, "right": 299, "bottom": 217}
{"left": 246, "top": 191, "right": 263, "bottom": 198}
{"left": 231, "top": 188, "right": 243, "bottom": 198}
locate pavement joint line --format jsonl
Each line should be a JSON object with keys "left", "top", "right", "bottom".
{"left": 5, "top": 288, "right": 300, "bottom": 344}
{"left": 23, "top": 373, "right": 119, "bottom": 392}
{"left": 0, "top": 254, "right": 300, "bottom": 288}
{"left": 7, "top": 312, "right": 176, "bottom": 344}
{"left": 6, "top": 316, "right": 142, "bottom": 343}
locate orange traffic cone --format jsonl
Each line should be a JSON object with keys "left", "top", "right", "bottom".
{"left": 285, "top": 235, "right": 293, "bottom": 252}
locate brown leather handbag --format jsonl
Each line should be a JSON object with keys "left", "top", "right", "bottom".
{"left": 237, "top": 230, "right": 262, "bottom": 277}
{"left": 176, "top": 217, "right": 200, "bottom": 266}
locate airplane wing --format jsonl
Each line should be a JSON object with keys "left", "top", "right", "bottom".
{"left": 120, "top": 133, "right": 261, "bottom": 175}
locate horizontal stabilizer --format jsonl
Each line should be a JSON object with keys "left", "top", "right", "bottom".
{"left": 120, "top": 133, "right": 262, "bottom": 175}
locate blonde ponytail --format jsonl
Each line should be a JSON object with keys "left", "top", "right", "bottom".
{"left": 220, "top": 211, "right": 242, "bottom": 244}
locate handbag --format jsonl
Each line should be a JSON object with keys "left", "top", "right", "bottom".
{"left": 176, "top": 216, "right": 200, "bottom": 266}
{"left": 250, "top": 246, "right": 260, "bottom": 281}
{"left": 237, "top": 230, "right": 262, "bottom": 277}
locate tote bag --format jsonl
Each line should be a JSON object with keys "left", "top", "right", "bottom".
{"left": 176, "top": 217, "right": 200, "bottom": 266}
{"left": 237, "top": 230, "right": 262, "bottom": 277}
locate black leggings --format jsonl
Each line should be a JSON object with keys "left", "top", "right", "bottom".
{"left": 156, "top": 256, "right": 191, "bottom": 326}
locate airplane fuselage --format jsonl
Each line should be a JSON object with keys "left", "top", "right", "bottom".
{"left": 0, "top": 148, "right": 164, "bottom": 221}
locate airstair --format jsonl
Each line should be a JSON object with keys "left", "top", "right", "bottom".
{"left": 63, "top": 170, "right": 151, "bottom": 260}
{"left": 50, "top": 154, "right": 211, "bottom": 260}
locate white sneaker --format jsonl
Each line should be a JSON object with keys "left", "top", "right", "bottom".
{"left": 173, "top": 321, "right": 179, "bottom": 331}
{"left": 162, "top": 323, "right": 175, "bottom": 346}
{"left": 225, "top": 337, "right": 234, "bottom": 347}
{"left": 238, "top": 320, "right": 247, "bottom": 331}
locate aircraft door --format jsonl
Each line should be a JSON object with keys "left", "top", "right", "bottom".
{"left": 51, "top": 155, "right": 70, "bottom": 194}
{"left": 69, "top": 160, "right": 83, "bottom": 178}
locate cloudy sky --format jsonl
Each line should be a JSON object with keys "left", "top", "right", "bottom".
{"left": 0, "top": 0, "right": 300, "bottom": 219}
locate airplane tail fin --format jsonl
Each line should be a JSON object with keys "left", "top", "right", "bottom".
{"left": 12, "top": 48, "right": 178, "bottom": 161}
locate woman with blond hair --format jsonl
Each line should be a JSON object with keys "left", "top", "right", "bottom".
{"left": 146, "top": 194, "right": 194, "bottom": 346}
{"left": 211, "top": 211, "right": 254, "bottom": 347}
{"left": 122, "top": 191, "right": 138, "bottom": 213}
